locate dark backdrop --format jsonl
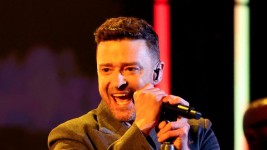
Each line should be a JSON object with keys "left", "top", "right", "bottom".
{"left": 250, "top": 0, "right": 267, "bottom": 101}
{"left": 170, "top": 1, "right": 233, "bottom": 149}
{"left": 0, "top": 0, "right": 264, "bottom": 150}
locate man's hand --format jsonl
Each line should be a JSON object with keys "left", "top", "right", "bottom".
{"left": 157, "top": 95, "right": 191, "bottom": 150}
{"left": 133, "top": 83, "right": 167, "bottom": 136}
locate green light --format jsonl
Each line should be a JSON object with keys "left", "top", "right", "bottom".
{"left": 234, "top": 1, "right": 250, "bottom": 150}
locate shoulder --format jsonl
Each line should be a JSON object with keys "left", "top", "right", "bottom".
{"left": 187, "top": 118, "right": 214, "bottom": 140}
{"left": 187, "top": 118, "right": 220, "bottom": 149}
{"left": 188, "top": 117, "right": 212, "bottom": 130}
{"left": 48, "top": 109, "right": 98, "bottom": 147}
{"left": 55, "top": 109, "right": 98, "bottom": 131}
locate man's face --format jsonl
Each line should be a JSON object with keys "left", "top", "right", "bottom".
{"left": 96, "top": 39, "right": 156, "bottom": 122}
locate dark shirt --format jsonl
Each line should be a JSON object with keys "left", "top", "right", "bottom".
{"left": 48, "top": 101, "right": 220, "bottom": 150}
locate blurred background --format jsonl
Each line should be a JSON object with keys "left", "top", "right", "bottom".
{"left": 0, "top": 0, "right": 266, "bottom": 149}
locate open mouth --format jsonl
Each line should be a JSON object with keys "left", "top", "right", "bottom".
{"left": 112, "top": 93, "right": 133, "bottom": 106}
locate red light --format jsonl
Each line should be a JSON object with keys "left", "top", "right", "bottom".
{"left": 153, "top": 0, "right": 170, "bottom": 94}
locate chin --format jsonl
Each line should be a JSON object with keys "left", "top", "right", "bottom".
{"left": 112, "top": 109, "right": 136, "bottom": 122}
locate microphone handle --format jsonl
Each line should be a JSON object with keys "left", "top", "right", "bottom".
{"left": 162, "top": 103, "right": 202, "bottom": 120}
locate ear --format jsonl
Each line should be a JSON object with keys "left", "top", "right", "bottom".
{"left": 244, "top": 128, "right": 258, "bottom": 148}
{"left": 153, "top": 62, "right": 164, "bottom": 85}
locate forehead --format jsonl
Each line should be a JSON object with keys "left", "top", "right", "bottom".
{"left": 244, "top": 105, "right": 267, "bottom": 128}
{"left": 96, "top": 39, "right": 153, "bottom": 64}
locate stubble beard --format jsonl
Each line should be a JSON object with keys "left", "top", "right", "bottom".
{"left": 110, "top": 105, "right": 136, "bottom": 122}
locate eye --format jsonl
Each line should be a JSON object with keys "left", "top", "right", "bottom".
{"left": 99, "top": 67, "right": 112, "bottom": 75}
{"left": 102, "top": 68, "right": 110, "bottom": 72}
{"left": 123, "top": 66, "right": 141, "bottom": 74}
{"left": 126, "top": 67, "right": 136, "bottom": 71}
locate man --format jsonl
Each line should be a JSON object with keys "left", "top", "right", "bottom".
{"left": 243, "top": 97, "right": 267, "bottom": 150}
{"left": 48, "top": 16, "right": 220, "bottom": 150}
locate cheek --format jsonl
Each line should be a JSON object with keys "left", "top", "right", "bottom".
{"left": 129, "top": 74, "right": 153, "bottom": 88}
{"left": 98, "top": 76, "right": 108, "bottom": 93}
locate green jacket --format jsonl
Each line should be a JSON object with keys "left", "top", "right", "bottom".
{"left": 48, "top": 101, "right": 220, "bottom": 150}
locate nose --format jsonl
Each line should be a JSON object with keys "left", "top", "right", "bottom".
{"left": 112, "top": 72, "right": 127, "bottom": 90}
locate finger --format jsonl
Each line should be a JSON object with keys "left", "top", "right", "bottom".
{"left": 158, "top": 120, "right": 168, "bottom": 130}
{"left": 158, "top": 128, "right": 187, "bottom": 143}
{"left": 173, "top": 124, "right": 190, "bottom": 146}
{"left": 157, "top": 121, "right": 187, "bottom": 136}
{"left": 134, "top": 84, "right": 166, "bottom": 97}
{"left": 142, "top": 87, "right": 166, "bottom": 95}
{"left": 140, "top": 83, "right": 154, "bottom": 90}
{"left": 158, "top": 120, "right": 188, "bottom": 136}
{"left": 157, "top": 122, "right": 190, "bottom": 142}
{"left": 162, "top": 95, "right": 189, "bottom": 106}
{"left": 134, "top": 83, "right": 154, "bottom": 97}
{"left": 134, "top": 86, "right": 167, "bottom": 103}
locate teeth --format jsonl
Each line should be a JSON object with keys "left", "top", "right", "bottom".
{"left": 113, "top": 93, "right": 127, "bottom": 97}
{"left": 116, "top": 99, "right": 130, "bottom": 105}
{"left": 112, "top": 93, "right": 131, "bottom": 106}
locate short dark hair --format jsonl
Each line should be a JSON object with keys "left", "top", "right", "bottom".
{"left": 94, "top": 17, "right": 160, "bottom": 63}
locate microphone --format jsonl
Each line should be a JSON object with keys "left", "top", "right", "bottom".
{"left": 162, "top": 103, "right": 202, "bottom": 120}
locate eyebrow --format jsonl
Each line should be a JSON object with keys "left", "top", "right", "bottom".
{"left": 98, "top": 63, "right": 113, "bottom": 67}
{"left": 98, "top": 62, "right": 142, "bottom": 67}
